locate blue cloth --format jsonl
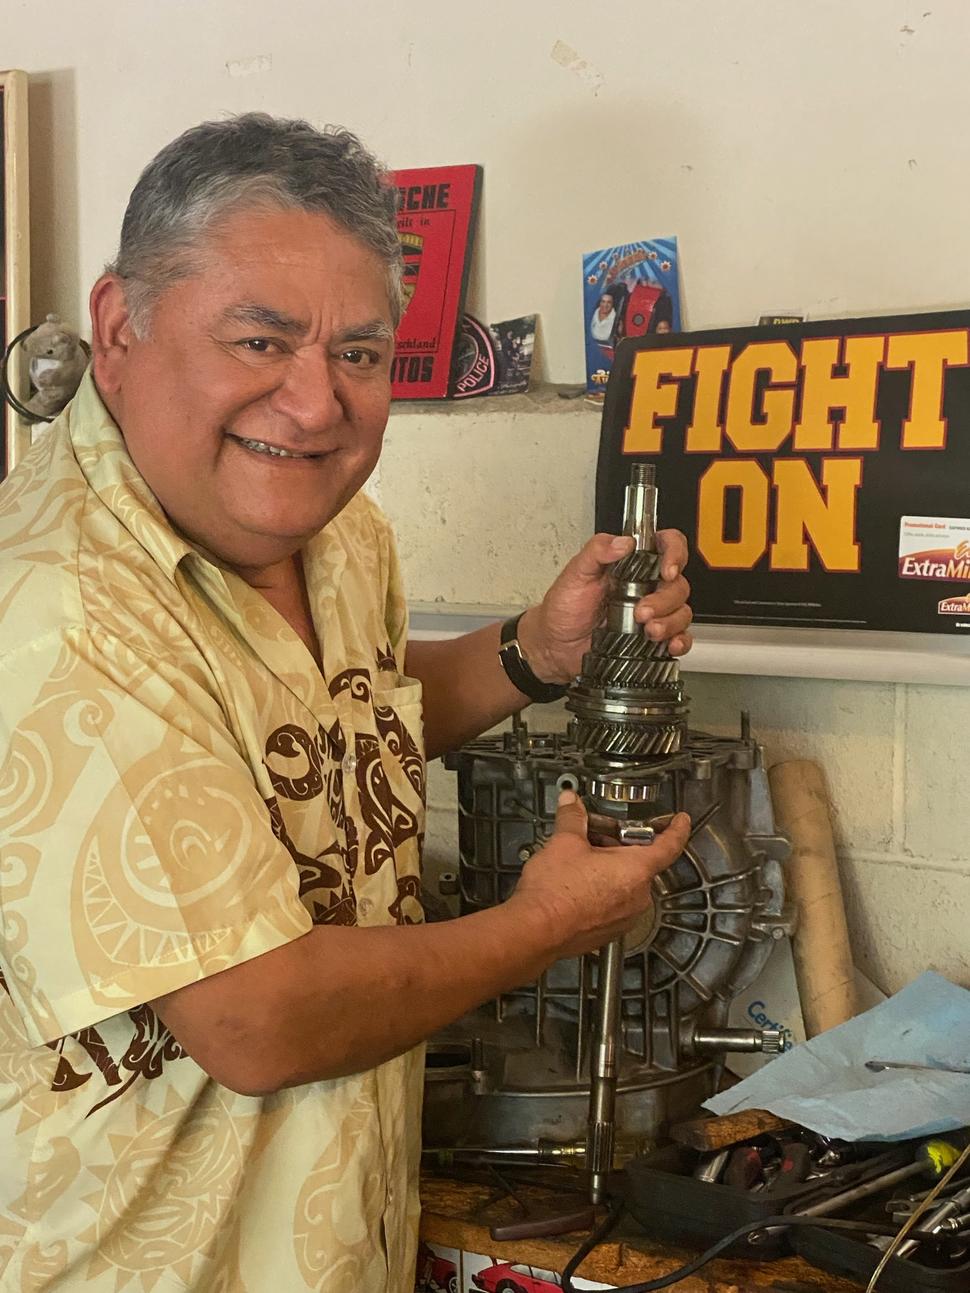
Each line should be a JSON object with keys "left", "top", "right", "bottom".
{"left": 705, "top": 972, "right": 970, "bottom": 1141}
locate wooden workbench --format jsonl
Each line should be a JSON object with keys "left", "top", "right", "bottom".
{"left": 420, "top": 1174, "right": 860, "bottom": 1292}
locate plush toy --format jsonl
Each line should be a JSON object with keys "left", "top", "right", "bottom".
{"left": 23, "top": 314, "right": 89, "bottom": 418}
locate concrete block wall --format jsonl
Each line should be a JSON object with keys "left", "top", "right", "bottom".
{"left": 374, "top": 399, "right": 970, "bottom": 995}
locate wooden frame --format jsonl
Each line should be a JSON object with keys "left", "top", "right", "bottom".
{"left": 0, "top": 70, "right": 30, "bottom": 475}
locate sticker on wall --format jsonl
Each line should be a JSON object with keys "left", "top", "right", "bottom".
{"left": 898, "top": 516, "right": 970, "bottom": 582}
{"left": 582, "top": 238, "right": 682, "bottom": 400}
{"left": 450, "top": 314, "right": 537, "bottom": 399}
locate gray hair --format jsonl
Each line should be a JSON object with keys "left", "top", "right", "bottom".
{"left": 108, "top": 113, "right": 403, "bottom": 336}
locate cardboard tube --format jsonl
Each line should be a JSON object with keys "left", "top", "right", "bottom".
{"left": 768, "top": 759, "right": 857, "bottom": 1037}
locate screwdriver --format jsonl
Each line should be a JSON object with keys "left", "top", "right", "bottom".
{"left": 865, "top": 1059, "right": 970, "bottom": 1075}
{"left": 799, "top": 1138, "right": 963, "bottom": 1219}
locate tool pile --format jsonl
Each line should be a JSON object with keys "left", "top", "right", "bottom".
{"left": 620, "top": 1109, "right": 970, "bottom": 1290}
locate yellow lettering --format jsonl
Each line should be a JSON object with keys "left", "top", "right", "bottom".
{"left": 622, "top": 348, "right": 694, "bottom": 455}
{"left": 725, "top": 341, "right": 798, "bottom": 453}
{"left": 885, "top": 329, "right": 969, "bottom": 449}
{"left": 793, "top": 335, "right": 886, "bottom": 451}
{"left": 697, "top": 460, "right": 769, "bottom": 569}
{"left": 770, "top": 458, "right": 862, "bottom": 572}
{"left": 685, "top": 345, "right": 731, "bottom": 452}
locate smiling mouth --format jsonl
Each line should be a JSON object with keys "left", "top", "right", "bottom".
{"left": 229, "top": 435, "right": 325, "bottom": 460}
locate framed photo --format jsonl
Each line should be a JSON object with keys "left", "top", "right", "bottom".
{"left": 0, "top": 70, "right": 30, "bottom": 476}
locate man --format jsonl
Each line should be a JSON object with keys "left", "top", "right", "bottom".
{"left": 0, "top": 115, "right": 693, "bottom": 1291}
{"left": 589, "top": 290, "right": 617, "bottom": 344}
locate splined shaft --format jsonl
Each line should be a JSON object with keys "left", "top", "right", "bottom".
{"left": 568, "top": 462, "right": 690, "bottom": 1206}
{"left": 566, "top": 464, "right": 688, "bottom": 760}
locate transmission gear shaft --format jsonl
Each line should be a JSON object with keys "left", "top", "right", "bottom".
{"left": 566, "top": 463, "right": 688, "bottom": 766}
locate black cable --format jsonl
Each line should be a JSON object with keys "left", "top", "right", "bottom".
{"left": 560, "top": 1205, "right": 970, "bottom": 1292}
{"left": 561, "top": 1196, "right": 625, "bottom": 1290}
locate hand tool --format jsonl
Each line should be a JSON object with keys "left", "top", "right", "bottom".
{"left": 422, "top": 1139, "right": 586, "bottom": 1166}
{"left": 804, "top": 1132, "right": 859, "bottom": 1169}
{"left": 692, "top": 1148, "right": 730, "bottom": 1183}
{"left": 762, "top": 1140, "right": 812, "bottom": 1194}
{"left": 865, "top": 1058, "right": 970, "bottom": 1075}
{"left": 872, "top": 1181, "right": 970, "bottom": 1259}
{"left": 724, "top": 1144, "right": 764, "bottom": 1190}
{"left": 798, "top": 1137, "right": 963, "bottom": 1219}
{"left": 746, "top": 1141, "right": 960, "bottom": 1247}
{"left": 887, "top": 1175, "right": 970, "bottom": 1215}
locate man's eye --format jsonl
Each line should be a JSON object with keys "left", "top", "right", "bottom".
{"left": 238, "top": 338, "right": 276, "bottom": 354}
{"left": 341, "top": 348, "right": 379, "bottom": 367}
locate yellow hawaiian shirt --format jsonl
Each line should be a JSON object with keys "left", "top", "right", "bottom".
{"left": 0, "top": 371, "right": 426, "bottom": 1292}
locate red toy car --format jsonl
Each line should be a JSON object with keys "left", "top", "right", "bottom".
{"left": 415, "top": 1240, "right": 459, "bottom": 1293}
{"left": 471, "top": 1261, "right": 564, "bottom": 1292}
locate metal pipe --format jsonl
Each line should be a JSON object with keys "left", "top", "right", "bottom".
{"left": 586, "top": 936, "right": 624, "bottom": 1203}
{"left": 800, "top": 1161, "right": 925, "bottom": 1217}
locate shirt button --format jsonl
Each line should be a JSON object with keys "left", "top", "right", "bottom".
{"left": 342, "top": 753, "right": 357, "bottom": 775}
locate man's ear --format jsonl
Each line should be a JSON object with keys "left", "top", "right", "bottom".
{"left": 89, "top": 274, "right": 136, "bottom": 395}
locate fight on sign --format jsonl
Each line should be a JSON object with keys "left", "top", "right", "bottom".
{"left": 595, "top": 311, "right": 970, "bottom": 634}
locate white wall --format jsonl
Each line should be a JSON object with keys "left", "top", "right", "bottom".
{"left": 378, "top": 398, "right": 970, "bottom": 995}
{"left": 8, "top": 2, "right": 969, "bottom": 991}
{"left": 14, "top": 2, "right": 970, "bottom": 381}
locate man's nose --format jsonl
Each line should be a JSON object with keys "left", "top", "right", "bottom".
{"left": 270, "top": 350, "right": 344, "bottom": 432}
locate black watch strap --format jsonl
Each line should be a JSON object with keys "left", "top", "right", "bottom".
{"left": 498, "top": 614, "right": 569, "bottom": 704}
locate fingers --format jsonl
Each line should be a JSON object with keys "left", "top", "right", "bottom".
{"left": 566, "top": 533, "right": 634, "bottom": 582}
{"left": 612, "top": 810, "right": 691, "bottom": 862}
{"left": 552, "top": 788, "right": 589, "bottom": 839}
{"left": 656, "top": 528, "right": 689, "bottom": 582}
{"left": 649, "top": 811, "right": 692, "bottom": 866}
{"left": 586, "top": 528, "right": 687, "bottom": 583}
{"left": 633, "top": 575, "right": 692, "bottom": 632}
{"left": 667, "top": 630, "right": 694, "bottom": 658}
{"left": 640, "top": 606, "right": 694, "bottom": 650}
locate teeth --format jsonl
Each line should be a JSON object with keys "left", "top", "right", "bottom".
{"left": 236, "top": 437, "right": 315, "bottom": 459}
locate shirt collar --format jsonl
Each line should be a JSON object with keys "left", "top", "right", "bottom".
{"left": 67, "top": 368, "right": 350, "bottom": 602}
{"left": 68, "top": 368, "right": 195, "bottom": 580}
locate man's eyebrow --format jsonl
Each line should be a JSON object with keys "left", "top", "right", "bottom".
{"left": 221, "top": 305, "right": 393, "bottom": 345}
{"left": 222, "top": 303, "right": 309, "bottom": 334}
{"left": 334, "top": 319, "right": 395, "bottom": 345}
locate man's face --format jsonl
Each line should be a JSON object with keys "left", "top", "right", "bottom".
{"left": 598, "top": 294, "right": 614, "bottom": 318}
{"left": 98, "top": 206, "right": 395, "bottom": 574}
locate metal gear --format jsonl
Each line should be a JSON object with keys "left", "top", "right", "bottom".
{"left": 566, "top": 463, "right": 687, "bottom": 765}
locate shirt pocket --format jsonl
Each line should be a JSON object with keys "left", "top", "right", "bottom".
{"left": 370, "top": 672, "right": 425, "bottom": 777}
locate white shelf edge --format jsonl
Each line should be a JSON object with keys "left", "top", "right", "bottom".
{"left": 408, "top": 604, "right": 970, "bottom": 687}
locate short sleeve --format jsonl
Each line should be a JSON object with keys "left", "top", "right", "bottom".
{"left": 374, "top": 505, "right": 410, "bottom": 675}
{"left": 0, "top": 627, "right": 313, "bottom": 1047}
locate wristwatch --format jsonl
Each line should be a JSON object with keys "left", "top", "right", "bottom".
{"left": 498, "top": 614, "right": 569, "bottom": 704}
